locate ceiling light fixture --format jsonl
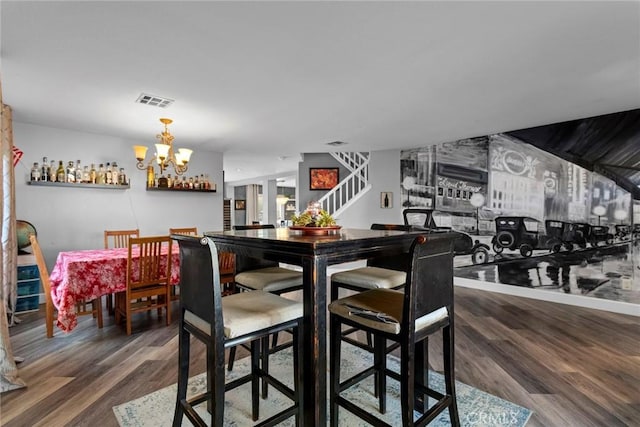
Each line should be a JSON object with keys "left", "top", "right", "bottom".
{"left": 133, "top": 118, "right": 193, "bottom": 178}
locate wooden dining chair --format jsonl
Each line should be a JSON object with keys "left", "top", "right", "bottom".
{"left": 114, "top": 235, "right": 172, "bottom": 335}
{"left": 104, "top": 228, "right": 140, "bottom": 249}
{"left": 329, "top": 233, "right": 459, "bottom": 426}
{"left": 218, "top": 250, "right": 236, "bottom": 296}
{"left": 168, "top": 227, "right": 198, "bottom": 236}
{"left": 104, "top": 229, "right": 140, "bottom": 313}
{"left": 173, "top": 234, "right": 303, "bottom": 426}
{"left": 167, "top": 228, "right": 198, "bottom": 301}
{"left": 29, "top": 234, "right": 103, "bottom": 338}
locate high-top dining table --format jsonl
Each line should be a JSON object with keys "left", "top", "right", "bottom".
{"left": 48, "top": 244, "right": 180, "bottom": 332}
{"left": 205, "top": 227, "right": 428, "bottom": 427}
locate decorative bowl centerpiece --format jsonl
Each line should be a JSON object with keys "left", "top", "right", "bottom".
{"left": 289, "top": 202, "right": 341, "bottom": 235}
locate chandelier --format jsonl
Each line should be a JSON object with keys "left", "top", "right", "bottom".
{"left": 133, "top": 118, "right": 193, "bottom": 176}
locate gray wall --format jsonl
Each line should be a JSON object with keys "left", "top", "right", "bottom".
{"left": 15, "top": 122, "right": 224, "bottom": 268}
{"left": 298, "top": 150, "right": 404, "bottom": 229}
{"left": 233, "top": 186, "right": 247, "bottom": 225}
{"left": 296, "top": 153, "right": 347, "bottom": 212}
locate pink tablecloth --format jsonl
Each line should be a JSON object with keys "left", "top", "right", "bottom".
{"left": 48, "top": 245, "right": 180, "bottom": 332}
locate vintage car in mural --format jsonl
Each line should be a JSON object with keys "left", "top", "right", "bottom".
{"left": 491, "top": 216, "right": 545, "bottom": 257}
{"left": 614, "top": 224, "right": 631, "bottom": 241}
{"left": 402, "top": 208, "right": 491, "bottom": 264}
{"left": 544, "top": 220, "right": 581, "bottom": 252}
{"left": 569, "top": 222, "right": 615, "bottom": 247}
{"left": 570, "top": 223, "right": 593, "bottom": 248}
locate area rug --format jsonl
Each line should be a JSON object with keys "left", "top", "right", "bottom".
{"left": 113, "top": 343, "right": 532, "bottom": 426}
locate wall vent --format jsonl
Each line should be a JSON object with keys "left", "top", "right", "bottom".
{"left": 135, "top": 93, "right": 174, "bottom": 108}
{"left": 327, "top": 140, "right": 348, "bottom": 147}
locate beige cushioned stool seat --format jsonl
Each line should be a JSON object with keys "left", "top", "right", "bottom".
{"left": 235, "top": 267, "right": 303, "bottom": 293}
{"left": 185, "top": 290, "right": 303, "bottom": 338}
{"left": 331, "top": 266, "right": 406, "bottom": 290}
{"left": 329, "top": 288, "right": 448, "bottom": 335}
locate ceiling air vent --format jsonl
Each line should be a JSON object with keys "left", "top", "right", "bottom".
{"left": 326, "top": 141, "right": 348, "bottom": 147}
{"left": 135, "top": 93, "right": 174, "bottom": 108}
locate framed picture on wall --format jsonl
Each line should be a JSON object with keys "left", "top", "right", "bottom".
{"left": 235, "top": 199, "right": 246, "bottom": 210}
{"left": 380, "top": 192, "right": 393, "bottom": 208}
{"left": 309, "top": 168, "right": 339, "bottom": 190}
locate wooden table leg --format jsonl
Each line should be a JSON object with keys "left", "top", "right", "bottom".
{"left": 302, "top": 256, "right": 327, "bottom": 426}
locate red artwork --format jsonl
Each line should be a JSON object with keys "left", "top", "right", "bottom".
{"left": 310, "top": 168, "right": 339, "bottom": 190}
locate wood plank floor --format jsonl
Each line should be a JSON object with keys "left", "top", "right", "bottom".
{"left": 2, "top": 286, "right": 638, "bottom": 426}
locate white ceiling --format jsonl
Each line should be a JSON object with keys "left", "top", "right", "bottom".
{"left": 2, "top": 1, "right": 639, "bottom": 184}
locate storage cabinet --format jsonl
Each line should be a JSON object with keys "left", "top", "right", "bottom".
{"left": 17, "top": 254, "right": 41, "bottom": 313}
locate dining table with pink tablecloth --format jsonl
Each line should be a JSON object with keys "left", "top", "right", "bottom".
{"left": 48, "top": 244, "right": 180, "bottom": 332}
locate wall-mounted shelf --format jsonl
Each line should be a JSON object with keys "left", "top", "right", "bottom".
{"left": 27, "top": 181, "right": 130, "bottom": 190}
{"left": 146, "top": 186, "right": 216, "bottom": 193}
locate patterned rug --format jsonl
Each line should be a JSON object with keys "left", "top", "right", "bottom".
{"left": 113, "top": 343, "right": 532, "bottom": 426}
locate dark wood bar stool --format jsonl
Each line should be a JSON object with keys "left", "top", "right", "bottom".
{"left": 330, "top": 224, "right": 412, "bottom": 351}
{"left": 172, "top": 234, "right": 303, "bottom": 427}
{"left": 329, "top": 233, "right": 459, "bottom": 426}
{"left": 228, "top": 224, "right": 303, "bottom": 374}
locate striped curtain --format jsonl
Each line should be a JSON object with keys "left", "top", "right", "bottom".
{"left": 0, "top": 96, "right": 26, "bottom": 392}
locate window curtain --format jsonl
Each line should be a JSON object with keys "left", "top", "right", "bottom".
{"left": 246, "top": 184, "right": 260, "bottom": 224}
{"left": 0, "top": 97, "right": 26, "bottom": 392}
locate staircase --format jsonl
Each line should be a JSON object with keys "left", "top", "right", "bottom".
{"left": 317, "top": 152, "right": 371, "bottom": 218}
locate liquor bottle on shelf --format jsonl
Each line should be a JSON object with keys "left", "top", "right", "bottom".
{"left": 111, "top": 162, "right": 119, "bottom": 185}
{"left": 66, "top": 161, "right": 75, "bottom": 183}
{"left": 56, "top": 161, "right": 65, "bottom": 183}
{"left": 158, "top": 175, "right": 168, "bottom": 188}
{"left": 40, "top": 157, "right": 49, "bottom": 182}
{"left": 193, "top": 175, "right": 200, "bottom": 190}
{"left": 90, "top": 164, "right": 97, "bottom": 184}
{"left": 119, "top": 168, "right": 127, "bottom": 185}
{"left": 166, "top": 174, "right": 173, "bottom": 188}
{"left": 146, "top": 165, "right": 154, "bottom": 188}
{"left": 82, "top": 166, "right": 90, "bottom": 183}
{"left": 97, "top": 164, "right": 106, "bottom": 184}
{"left": 49, "top": 160, "right": 56, "bottom": 182}
{"left": 204, "top": 174, "right": 210, "bottom": 190}
{"left": 30, "top": 162, "right": 40, "bottom": 182}
{"left": 75, "top": 160, "right": 83, "bottom": 183}
{"left": 105, "top": 162, "right": 112, "bottom": 184}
